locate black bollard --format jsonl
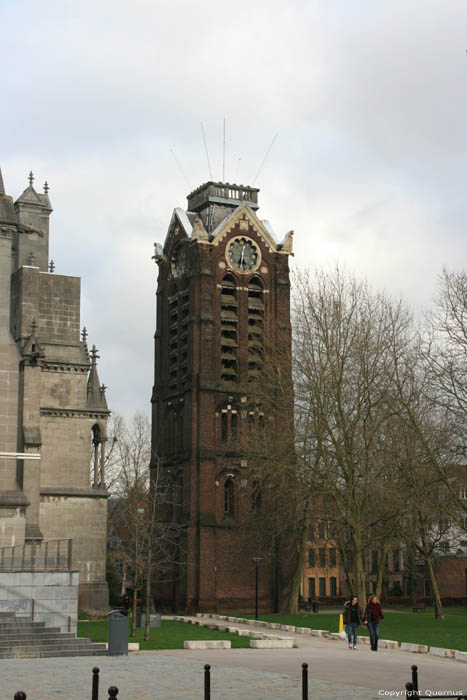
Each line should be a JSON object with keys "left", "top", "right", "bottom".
{"left": 14, "top": 694, "right": 26, "bottom": 700}
{"left": 204, "top": 664, "right": 211, "bottom": 700}
{"left": 108, "top": 687, "right": 119, "bottom": 700}
{"left": 302, "top": 663, "right": 308, "bottom": 700}
{"left": 411, "top": 665, "right": 419, "bottom": 693}
{"left": 405, "top": 681, "right": 417, "bottom": 699}
{"left": 92, "top": 667, "right": 100, "bottom": 700}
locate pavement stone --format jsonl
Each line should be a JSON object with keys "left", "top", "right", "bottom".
{"left": 4, "top": 653, "right": 378, "bottom": 700}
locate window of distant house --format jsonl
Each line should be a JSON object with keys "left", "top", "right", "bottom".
{"left": 440, "top": 541, "right": 450, "bottom": 553}
{"left": 318, "top": 522, "right": 326, "bottom": 539}
{"left": 329, "top": 548, "right": 337, "bottom": 568}
{"left": 308, "top": 524, "right": 314, "bottom": 540}
{"left": 330, "top": 577, "right": 337, "bottom": 596}
{"left": 308, "top": 578, "right": 315, "bottom": 599}
{"left": 308, "top": 549, "right": 315, "bottom": 567}
{"left": 319, "top": 577, "right": 326, "bottom": 596}
{"left": 319, "top": 548, "right": 326, "bottom": 568}
{"left": 393, "top": 549, "right": 400, "bottom": 571}
{"left": 459, "top": 486, "right": 467, "bottom": 500}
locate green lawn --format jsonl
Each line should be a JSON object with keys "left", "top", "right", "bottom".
{"left": 77, "top": 619, "right": 250, "bottom": 650}
{"left": 243, "top": 612, "right": 467, "bottom": 651}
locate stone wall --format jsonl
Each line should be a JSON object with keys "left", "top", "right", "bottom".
{"left": 0, "top": 570, "right": 79, "bottom": 633}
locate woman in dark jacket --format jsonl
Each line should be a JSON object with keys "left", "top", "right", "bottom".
{"left": 343, "top": 596, "right": 363, "bottom": 649}
{"left": 364, "top": 595, "right": 384, "bottom": 651}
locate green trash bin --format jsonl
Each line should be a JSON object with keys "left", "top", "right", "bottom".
{"left": 108, "top": 610, "right": 128, "bottom": 655}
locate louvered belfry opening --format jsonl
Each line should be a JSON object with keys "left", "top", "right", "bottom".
{"left": 168, "top": 283, "right": 179, "bottom": 391}
{"left": 247, "top": 277, "right": 264, "bottom": 381}
{"left": 167, "top": 282, "right": 189, "bottom": 392}
{"left": 220, "top": 274, "right": 238, "bottom": 384}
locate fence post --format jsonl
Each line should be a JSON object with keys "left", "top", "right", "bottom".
{"left": 14, "top": 693, "right": 26, "bottom": 700}
{"left": 302, "top": 663, "right": 308, "bottom": 700}
{"left": 107, "top": 687, "right": 118, "bottom": 700}
{"left": 92, "top": 667, "right": 99, "bottom": 700}
{"left": 204, "top": 664, "right": 211, "bottom": 700}
{"left": 67, "top": 539, "right": 72, "bottom": 570}
{"left": 45, "top": 541, "right": 49, "bottom": 570}
{"left": 411, "top": 665, "right": 419, "bottom": 693}
{"left": 31, "top": 599, "right": 34, "bottom": 622}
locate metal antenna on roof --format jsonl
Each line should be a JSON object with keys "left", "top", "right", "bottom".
{"left": 222, "top": 118, "right": 226, "bottom": 182}
{"left": 170, "top": 148, "right": 192, "bottom": 191}
{"left": 252, "top": 133, "right": 278, "bottom": 186}
{"left": 200, "top": 123, "right": 213, "bottom": 181}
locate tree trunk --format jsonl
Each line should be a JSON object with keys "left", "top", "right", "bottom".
{"left": 351, "top": 530, "right": 367, "bottom": 607}
{"left": 424, "top": 552, "right": 445, "bottom": 620}
{"left": 287, "top": 505, "right": 310, "bottom": 613}
{"left": 144, "top": 552, "right": 152, "bottom": 641}
{"left": 130, "top": 587, "right": 138, "bottom": 637}
{"left": 375, "top": 542, "right": 389, "bottom": 601}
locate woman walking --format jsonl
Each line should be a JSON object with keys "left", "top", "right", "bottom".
{"left": 343, "top": 596, "right": 363, "bottom": 649}
{"left": 364, "top": 595, "right": 384, "bottom": 651}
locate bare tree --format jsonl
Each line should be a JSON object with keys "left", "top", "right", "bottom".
{"left": 107, "top": 413, "right": 184, "bottom": 639}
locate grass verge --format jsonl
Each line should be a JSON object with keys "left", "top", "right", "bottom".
{"left": 77, "top": 619, "right": 251, "bottom": 650}
{"left": 242, "top": 612, "right": 467, "bottom": 651}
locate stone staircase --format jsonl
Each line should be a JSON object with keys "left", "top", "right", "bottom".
{"left": 0, "top": 612, "right": 108, "bottom": 658}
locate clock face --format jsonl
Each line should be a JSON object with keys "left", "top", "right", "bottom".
{"left": 171, "top": 244, "right": 187, "bottom": 277}
{"left": 227, "top": 237, "right": 260, "bottom": 273}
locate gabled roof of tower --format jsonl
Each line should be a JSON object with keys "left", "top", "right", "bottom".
{"left": 210, "top": 200, "right": 294, "bottom": 254}
{"left": 159, "top": 202, "right": 293, "bottom": 254}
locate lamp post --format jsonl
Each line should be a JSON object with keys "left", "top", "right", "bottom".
{"left": 252, "top": 557, "right": 263, "bottom": 620}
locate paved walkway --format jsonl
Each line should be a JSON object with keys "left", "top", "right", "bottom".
{"left": 3, "top": 616, "right": 467, "bottom": 700}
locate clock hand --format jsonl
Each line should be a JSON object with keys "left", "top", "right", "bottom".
{"left": 240, "top": 245, "right": 245, "bottom": 267}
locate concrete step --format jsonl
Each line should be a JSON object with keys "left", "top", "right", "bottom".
{"left": 0, "top": 638, "right": 94, "bottom": 649}
{"left": 0, "top": 632, "right": 77, "bottom": 641}
{"left": 0, "top": 622, "right": 48, "bottom": 632}
{"left": 0, "top": 643, "right": 107, "bottom": 656}
{"left": 0, "top": 646, "right": 108, "bottom": 659}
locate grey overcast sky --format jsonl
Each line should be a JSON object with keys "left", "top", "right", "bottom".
{"left": 2, "top": 0, "right": 467, "bottom": 417}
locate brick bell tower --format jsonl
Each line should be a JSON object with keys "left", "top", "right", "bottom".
{"left": 151, "top": 182, "right": 293, "bottom": 613}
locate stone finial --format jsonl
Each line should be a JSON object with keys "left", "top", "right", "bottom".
{"left": 49, "top": 260, "right": 55, "bottom": 272}
{"left": 101, "top": 383, "right": 107, "bottom": 395}
{"left": 28, "top": 171, "right": 34, "bottom": 187}
{"left": 43, "top": 181, "right": 49, "bottom": 194}
{"left": 30, "top": 319, "right": 38, "bottom": 334}
{"left": 28, "top": 252, "right": 36, "bottom": 265}
{"left": 192, "top": 216, "right": 209, "bottom": 241}
{"left": 90, "top": 345, "right": 99, "bottom": 366}
{"left": 81, "top": 327, "right": 88, "bottom": 344}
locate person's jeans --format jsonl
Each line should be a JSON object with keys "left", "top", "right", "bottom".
{"left": 368, "top": 621, "right": 379, "bottom": 650}
{"left": 347, "top": 623, "right": 358, "bottom": 646}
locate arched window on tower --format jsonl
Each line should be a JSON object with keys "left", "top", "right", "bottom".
{"left": 221, "top": 412, "right": 228, "bottom": 442}
{"left": 224, "top": 478, "right": 235, "bottom": 518}
{"left": 231, "top": 412, "right": 238, "bottom": 440}
{"left": 251, "top": 480, "right": 262, "bottom": 514}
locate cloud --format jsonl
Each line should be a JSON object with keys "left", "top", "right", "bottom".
{"left": 2, "top": 0, "right": 467, "bottom": 416}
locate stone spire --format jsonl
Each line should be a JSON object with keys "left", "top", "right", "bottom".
{"left": 0, "top": 168, "right": 5, "bottom": 195}
{"left": 87, "top": 345, "right": 108, "bottom": 409}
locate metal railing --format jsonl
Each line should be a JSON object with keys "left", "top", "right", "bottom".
{"left": 0, "top": 539, "right": 72, "bottom": 572}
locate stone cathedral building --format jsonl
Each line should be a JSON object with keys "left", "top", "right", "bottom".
{"left": 152, "top": 181, "right": 294, "bottom": 612}
{"left": 0, "top": 169, "right": 109, "bottom": 610}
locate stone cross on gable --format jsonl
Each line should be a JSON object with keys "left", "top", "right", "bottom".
{"left": 81, "top": 327, "right": 88, "bottom": 344}
{"left": 28, "top": 171, "right": 34, "bottom": 187}
{"left": 90, "top": 345, "right": 99, "bottom": 365}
